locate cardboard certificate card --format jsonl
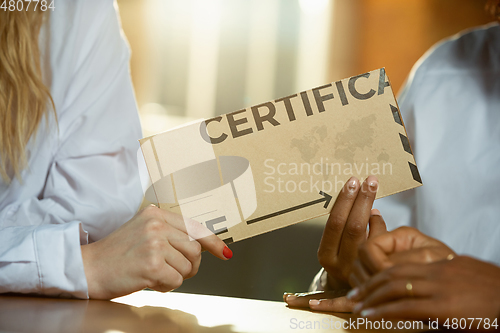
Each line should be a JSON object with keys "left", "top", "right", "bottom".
{"left": 140, "top": 68, "right": 422, "bottom": 244}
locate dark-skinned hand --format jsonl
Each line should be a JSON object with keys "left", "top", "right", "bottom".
{"left": 349, "top": 256, "right": 500, "bottom": 331}
{"left": 284, "top": 176, "right": 386, "bottom": 312}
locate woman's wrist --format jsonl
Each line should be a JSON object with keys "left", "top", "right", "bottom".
{"left": 81, "top": 243, "right": 103, "bottom": 299}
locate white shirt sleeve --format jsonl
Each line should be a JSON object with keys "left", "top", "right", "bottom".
{"left": 0, "top": 223, "right": 89, "bottom": 299}
{"left": 0, "top": 0, "right": 143, "bottom": 298}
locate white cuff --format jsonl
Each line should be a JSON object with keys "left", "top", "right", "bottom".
{"left": 33, "top": 221, "right": 89, "bottom": 299}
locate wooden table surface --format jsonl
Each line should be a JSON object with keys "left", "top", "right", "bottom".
{"left": 0, "top": 290, "right": 428, "bottom": 333}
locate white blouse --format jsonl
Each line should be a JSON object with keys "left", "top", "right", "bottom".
{"left": 0, "top": 0, "right": 143, "bottom": 298}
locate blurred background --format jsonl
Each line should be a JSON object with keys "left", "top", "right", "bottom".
{"left": 116, "top": 0, "right": 495, "bottom": 301}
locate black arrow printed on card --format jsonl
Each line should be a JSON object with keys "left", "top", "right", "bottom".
{"left": 246, "top": 191, "right": 333, "bottom": 225}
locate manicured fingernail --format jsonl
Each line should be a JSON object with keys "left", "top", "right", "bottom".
{"left": 346, "top": 288, "right": 359, "bottom": 300}
{"left": 309, "top": 299, "right": 321, "bottom": 306}
{"left": 347, "top": 177, "right": 358, "bottom": 191}
{"left": 370, "top": 209, "right": 381, "bottom": 216}
{"left": 286, "top": 295, "right": 297, "bottom": 302}
{"left": 223, "top": 246, "right": 233, "bottom": 259}
{"left": 367, "top": 176, "right": 378, "bottom": 190}
{"left": 361, "top": 308, "right": 375, "bottom": 317}
{"left": 353, "top": 302, "right": 363, "bottom": 313}
{"left": 366, "top": 176, "right": 378, "bottom": 188}
{"left": 283, "top": 292, "right": 293, "bottom": 302}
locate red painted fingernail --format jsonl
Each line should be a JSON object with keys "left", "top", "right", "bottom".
{"left": 223, "top": 246, "right": 233, "bottom": 259}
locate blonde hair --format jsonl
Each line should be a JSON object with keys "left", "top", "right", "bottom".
{"left": 0, "top": 10, "right": 55, "bottom": 182}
